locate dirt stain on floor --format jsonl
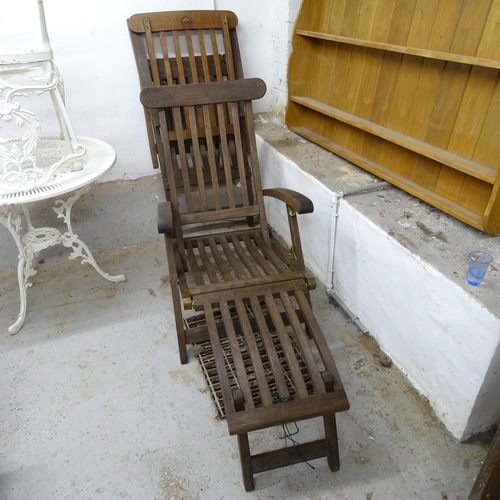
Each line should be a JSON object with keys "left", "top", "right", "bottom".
{"left": 168, "top": 369, "right": 194, "bottom": 385}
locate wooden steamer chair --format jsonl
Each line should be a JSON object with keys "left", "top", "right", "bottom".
{"left": 130, "top": 11, "right": 349, "bottom": 491}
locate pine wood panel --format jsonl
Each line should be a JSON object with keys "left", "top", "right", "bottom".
{"left": 286, "top": 0, "right": 500, "bottom": 233}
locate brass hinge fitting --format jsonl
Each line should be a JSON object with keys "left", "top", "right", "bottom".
{"left": 181, "top": 290, "right": 194, "bottom": 310}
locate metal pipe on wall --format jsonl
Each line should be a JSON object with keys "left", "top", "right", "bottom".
{"left": 326, "top": 181, "right": 390, "bottom": 333}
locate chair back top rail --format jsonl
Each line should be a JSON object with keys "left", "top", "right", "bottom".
{"left": 127, "top": 10, "right": 238, "bottom": 33}
{"left": 140, "top": 78, "right": 266, "bottom": 108}
{"left": 128, "top": 10, "right": 242, "bottom": 89}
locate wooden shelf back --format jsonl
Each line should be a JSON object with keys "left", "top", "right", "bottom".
{"left": 286, "top": 0, "right": 500, "bottom": 234}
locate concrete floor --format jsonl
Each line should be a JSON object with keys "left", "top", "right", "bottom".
{"left": 0, "top": 238, "right": 491, "bottom": 499}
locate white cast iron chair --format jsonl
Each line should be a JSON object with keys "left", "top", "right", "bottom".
{"left": 0, "top": 0, "right": 85, "bottom": 192}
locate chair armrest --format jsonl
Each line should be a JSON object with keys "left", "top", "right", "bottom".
{"left": 262, "top": 188, "right": 314, "bottom": 214}
{"left": 262, "top": 188, "right": 313, "bottom": 273}
{"left": 157, "top": 201, "right": 174, "bottom": 234}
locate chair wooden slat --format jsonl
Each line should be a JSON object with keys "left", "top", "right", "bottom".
{"left": 185, "top": 240, "right": 205, "bottom": 286}
{"left": 220, "top": 302, "right": 255, "bottom": 409}
{"left": 205, "top": 306, "right": 237, "bottom": 414}
{"left": 209, "top": 28, "right": 224, "bottom": 80}
{"left": 216, "top": 103, "right": 237, "bottom": 208}
{"left": 294, "top": 289, "right": 345, "bottom": 391}
{"left": 167, "top": 123, "right": 235, "bottom": 142}
{"left": 249, "top": 297, "right": 291, "bottom": 399}
{"left": 263, "top": 293, "right": 309, "bottom": 398}
{"left": 191, "top": 275, "right": 306, "bottom": 303}
{"left": 170, "top": 29, "right": 196, "bottom": 137}
{"left": 167, "top": 143, "right": 181, "bottom": 198}
{"left": 197, "top": 28, "right": 212, "bottom": 82}
{"left": 227, "top": 101, "right": 250, "bottom": 207}
{"left": 177, "top": 265, "right": 190, "bottom": 295}
{"left": 253, "top": 234, "right": 290, "bottom": 273}
{"left": 208, "top": 236, "right": 234, "bottom": 282}
{"left": 159, "top": 31, "right": 174, "bottom": 85}
{"left": 219, "top": 236, "right": 249, "bottom": 280}
{"left": 234, "top": 299, "right": 274, "bottom": 407}
{"left": 171, "top": 106, "right": 194, "bottom": 212}
{"left": 230, "top": 234, "right": 263, "bottom": 278}
{"left": 197, "top": 238, "right": 220, "bottom": 285}
{"left": 241, "top": 234, "right": 275, "bottom": 275}
{"left": 202, "top": 104, "right": 222, "bottom": 210}
{"left": 197, "top": 30, "right": 219, "bottom": 128}
{"left": 280, "top": 292, "right": 326, "bottom": 394}
{"left": 187, "top": 106, "right": 208, "bottom": 210}
{"left": 185, "top": 30, "right": 199, "bottom": 83}
{"left": 222, "top": 15, "right": 236, "bottom": 80}
{"left": 143, "top": 18, "right": 161, "bottom": 86}
{"left": 143, "top": 109, "right": 159, "bottom": 169}
{"left": 226, "top": 391, "right": 349, "bottom": 436}
{"left": 179, "top": 206, "right": 260, "bottom": 225}
{"left": 184, "top": 227, "right": 258, "bottom": 244}
{"left": 172, "top": 30, "right": 186, "bottom": 84}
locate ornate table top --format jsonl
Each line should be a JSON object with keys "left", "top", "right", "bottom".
{"left": 0, "top": 136, "right": 116, "bottom": 205}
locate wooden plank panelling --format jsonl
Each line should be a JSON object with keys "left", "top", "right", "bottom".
{"left": 286, "top": 0, "right": 500, "bottom": 233}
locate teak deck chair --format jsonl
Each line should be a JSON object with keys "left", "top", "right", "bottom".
{"left": 128, "top": 10, "right": 244, "bottom": 169}
{"left": 140, "top": 77, "right": 317, "bottom": 365}
{"left": 140, "top": 77, "right": 349, "bottom": 490}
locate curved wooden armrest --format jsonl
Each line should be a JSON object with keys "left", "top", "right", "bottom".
{"left": 157, "top": 201, "right": 174, "bottom": 234}
{"left": 262, "top": 188, "right": 314, "bottom": 214}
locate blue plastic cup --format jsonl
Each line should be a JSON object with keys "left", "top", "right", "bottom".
{"left": 467, "top": 251, "right": 493, "bottom": 286}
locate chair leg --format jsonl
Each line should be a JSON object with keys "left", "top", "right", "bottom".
{"left": 170, "top": 280, "right": 188, "bottom": 364}
{"left": 175, "top": 312, "right": 188, "bottom": 364}
{"left": 324, "top": 413, "right": 340, "bottom": 471}
{"left": 232, "top": 388, "right": 255, "bottom": 491}
{"left": 237, "top": 432, "right": 255, "bottom": 492}
{"left": 321, "top": 370, "right": 339, "bottom": 471}
{"left": 163, "top": 234, "right": 188, "bottom": 364}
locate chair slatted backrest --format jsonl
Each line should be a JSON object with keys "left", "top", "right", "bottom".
{"left": 128, "top": 10, "right": 242, "bottom": 86}
{"left": 140, "top": 79, "right": 270, "bottom": 245}
{"left": 128, "top": 11, "right": 244, "bottom": 169}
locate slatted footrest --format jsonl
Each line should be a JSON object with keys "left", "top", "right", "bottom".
{"left": 197, "top": 282, "right": 349, "bottom": 491}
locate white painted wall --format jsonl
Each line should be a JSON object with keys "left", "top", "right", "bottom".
{"left": 334, "top": 204, "right": 500, "bottom": 440}
{"left": 5, "top": 0, "right": 276, "bottom": 181}
{"left": 270, "top": 0, "right": 301, "bottom": 117}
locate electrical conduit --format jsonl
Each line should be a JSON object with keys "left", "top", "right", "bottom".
{"left": 326, "top": 182, "right": 390, "bottom": 334}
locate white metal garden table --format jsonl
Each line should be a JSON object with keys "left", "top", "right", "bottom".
{"left": 0, "top": 136, "right": 126, "bottom": 334}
